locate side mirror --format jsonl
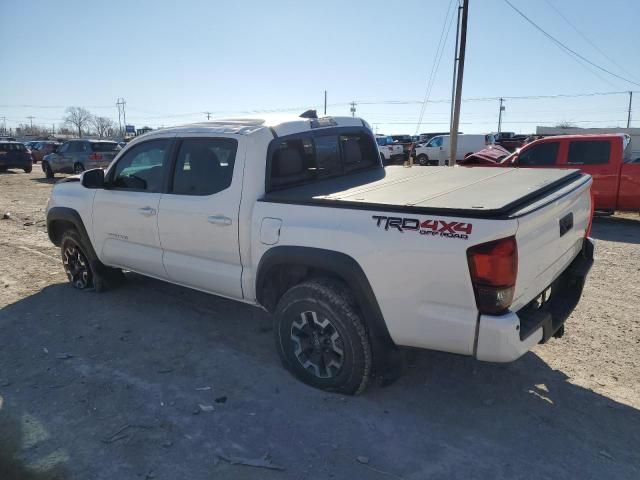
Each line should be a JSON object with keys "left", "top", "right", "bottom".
{"left": 81, "top": 168, "right": 105, "bottom": 188}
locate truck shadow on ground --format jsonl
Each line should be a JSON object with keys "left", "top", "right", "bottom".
{"left": 1, "top": 277, "right": 638, "bottom": 478}
{"left": 591, "top": 215, "right": 640, "bottom": 244}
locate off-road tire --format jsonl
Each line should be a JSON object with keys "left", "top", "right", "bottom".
{"left": 274, "top": 278, "right": 372, "bottom": 395}
{"left": 60, "top": 230, "right": 124, "bottom": 292}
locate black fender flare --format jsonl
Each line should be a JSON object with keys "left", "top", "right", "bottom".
{"left": 46, "top": 206, "right": 91, "bottom": 248}
{"left": 256, "top": 246, "right": 401, "bottom": 378}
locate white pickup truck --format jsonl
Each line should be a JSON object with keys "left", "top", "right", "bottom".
{"left": 46, "top": 115, "right": 594, "bottom": 394}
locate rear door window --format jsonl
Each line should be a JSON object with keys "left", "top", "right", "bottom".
{"left": 518, "top": 142, "right": 559, "bottom": 166}
{"left": 171, "top": 138, "right": 237, "bottom": 195}
{"left": 568, "top": 140, "right": 611, "bottom": 165}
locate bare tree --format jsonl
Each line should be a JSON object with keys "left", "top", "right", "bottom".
{"left": 91, "top": 116, "right": 115, "bottom": 138}
{"left": 56, "top": 125, "right": 74, "bottom": 136}
{"left": 64, "top": 107, "right": 93, "bottom": 138}
{"left": 16, "top": 123, "right": 51, "bottom": 137}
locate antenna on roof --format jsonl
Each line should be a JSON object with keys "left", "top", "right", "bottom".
{"left": 299, "top": 109, "right": 318, "bottom": 119}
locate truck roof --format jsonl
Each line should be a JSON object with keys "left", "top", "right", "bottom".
{"left": 149, "top": 116, "right": 367, "bottom": 138}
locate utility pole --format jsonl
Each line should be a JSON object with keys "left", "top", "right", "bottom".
{"left": 449, "top": 3, "right": 462, "bottom": 136}
{"left": 52, "top": 124, "right": 55, "bottom": 135}
{"left": 0, "top": 116, "right": 6, "bottom": 134}
{"left": 350, "top": 101, "right": 357, "bottom": 117}
{"left": 116, "top": 98, "right": 122, "bottom": 136}
{"left": 497, "top": 98, "right": 505, "bottom": 134}
{"left": 627, "top": 91, "right": 633, "bottom": 128}
{"left": 449, "top": 0, "right": 468, "bottom": 167}
{"left": 324, "top": 91, "right": 327, "bottom": 115}
{"left": 27, "top": 116, "right": 35, "bottom": 133}
{"left": 205, "top": 112, "right": 212, "bottom": 120}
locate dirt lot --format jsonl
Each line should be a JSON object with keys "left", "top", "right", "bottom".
{"left": 1, "top": 168, "right": 639, "bottom": 480}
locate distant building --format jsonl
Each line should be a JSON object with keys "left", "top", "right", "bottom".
{"left": 536, "top": 126, "right": 640, "bottom": 159}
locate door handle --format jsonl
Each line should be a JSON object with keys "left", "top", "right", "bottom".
{"left": 138, "top": 206, "right": 157, "bottom": 216}
{"left": 208, "top": 215, "right": 232, "bottom": 226}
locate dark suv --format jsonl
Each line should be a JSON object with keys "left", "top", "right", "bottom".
{"left": 42, "top": 139, "right": 120, "bottom": 178}
{"left": 0, "top": 141, "right": 33, "bottom": 173}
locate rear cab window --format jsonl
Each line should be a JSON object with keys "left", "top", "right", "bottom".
{"left": 91, "top": 142, "right": 120, "bottom": 152}
{"left": 268, "top": 129, "right": 378, "bottom": 190}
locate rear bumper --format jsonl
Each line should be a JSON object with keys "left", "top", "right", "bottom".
{"left": 475, "top": 237, "right": 594, "bottom": 362}
{"left": 0, "top": 158, "right": 32, "bottom": 168}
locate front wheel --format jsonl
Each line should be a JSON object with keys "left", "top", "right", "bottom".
{"left": 60, "top": 230, "right": 125, "bottom": 292}
{"left": 274, "top": 278, "right": 372, "bottom": 395}
{"left": 417, "top": 154, "right": 429, "bottom": 166}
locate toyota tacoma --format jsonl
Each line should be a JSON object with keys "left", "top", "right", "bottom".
{"left": 46, "top": 115, "right": 594, "bottom": 394}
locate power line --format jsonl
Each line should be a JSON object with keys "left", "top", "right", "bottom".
{"left": 542, "top": 0, "right": 640, "bottom": 84}
{"left": 503, "top": 0, "right": 640, "bottom": 88}
{"left": 415, "top": 0, "right": 457, "bottom": 134}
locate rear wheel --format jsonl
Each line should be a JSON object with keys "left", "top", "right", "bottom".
{"left": 274, "top": 278, "right": 372, "bottom": 395}
{"left": 73, "top": 163, "right": 84, "bottom": 174}
{"left": 417, "top": 154, "right": 429, "bottom": 166}
{"left": 43, "top": 162, "right": 54, "bottom": 178}
{"left": 24, "top": 165, "right": 32, "bottom": 173}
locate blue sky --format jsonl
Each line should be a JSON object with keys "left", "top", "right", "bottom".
{"left": 1, "top": 0, "right": 639, "bottom": 135}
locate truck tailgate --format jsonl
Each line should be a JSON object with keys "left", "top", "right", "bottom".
{"left": 511, "top": 174, "right": 593, "bottom": 311}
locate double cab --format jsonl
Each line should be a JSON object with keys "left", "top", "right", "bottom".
{"left": 46, "top": 115, "right": 594, "bottom": 394}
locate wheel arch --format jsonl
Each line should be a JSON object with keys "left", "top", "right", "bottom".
{"left": 255, "top": 246, "right": 400, "bottom": 374}
{"left": 47, "top": 207, "right": 91, "bottom": 248}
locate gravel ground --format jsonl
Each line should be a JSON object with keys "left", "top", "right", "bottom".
{"left": 0, "top": 168, "right": 639, "bottom": 480}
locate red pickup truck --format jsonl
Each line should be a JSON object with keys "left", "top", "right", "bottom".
{"left": 463, "top": 134, "right": 640, "bottom": 213}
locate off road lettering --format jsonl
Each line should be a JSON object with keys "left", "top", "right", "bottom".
{"left": 373, "top": 215, "right": 472, "bottom": 239}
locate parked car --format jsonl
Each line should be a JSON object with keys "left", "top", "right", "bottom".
{"left": 412, "top": 134, "right": 492, "bottom": 166}
{"left": 0, "top": 141, "right": 33, "bottom": 173}
{"left": 489, "top": 131, "right": 531, "bottom": 152}
{"left": 46, "top": 115, "right": 594, "bottom": 394}
{"left": 471, "top": 134, "right": 639, "bottom": 213}
{"left": 417, "top": 131, "right": 459, "bottom": 143}
{"left": 390, "top": 134, "right": 414, "bottom": 157}
{"left": 31, "top": 141, "right": 61, "bottom": 163}
{"left": 42, "top": 139, "right": 120, "bottom": 178}
{"left": 376, "top": 135, "right": 404, "bottom": 164}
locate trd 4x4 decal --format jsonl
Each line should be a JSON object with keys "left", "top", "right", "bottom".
{"left": 372, "top": 215, "right": 472, "bottom": 240}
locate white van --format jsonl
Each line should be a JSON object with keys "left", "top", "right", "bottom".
{"left": 413, "top": 134, "right": 492, "bottom": 166}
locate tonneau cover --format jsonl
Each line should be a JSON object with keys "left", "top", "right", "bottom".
{"left": 261, "top": 165, "right": 587, "bottom": 218}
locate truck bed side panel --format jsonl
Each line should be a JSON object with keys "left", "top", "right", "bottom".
{"left": 249, "top": 202, "right": 517, "bottom": 355}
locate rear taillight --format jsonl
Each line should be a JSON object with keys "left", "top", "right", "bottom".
{"left": 585, "top": 186, "right": 595, "bottom": 238}
{"left": 88, "top": 153, "right": 103, "bottom": 161}
{"left": 467, "top": 236, "right": 518, "bottom": 315}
